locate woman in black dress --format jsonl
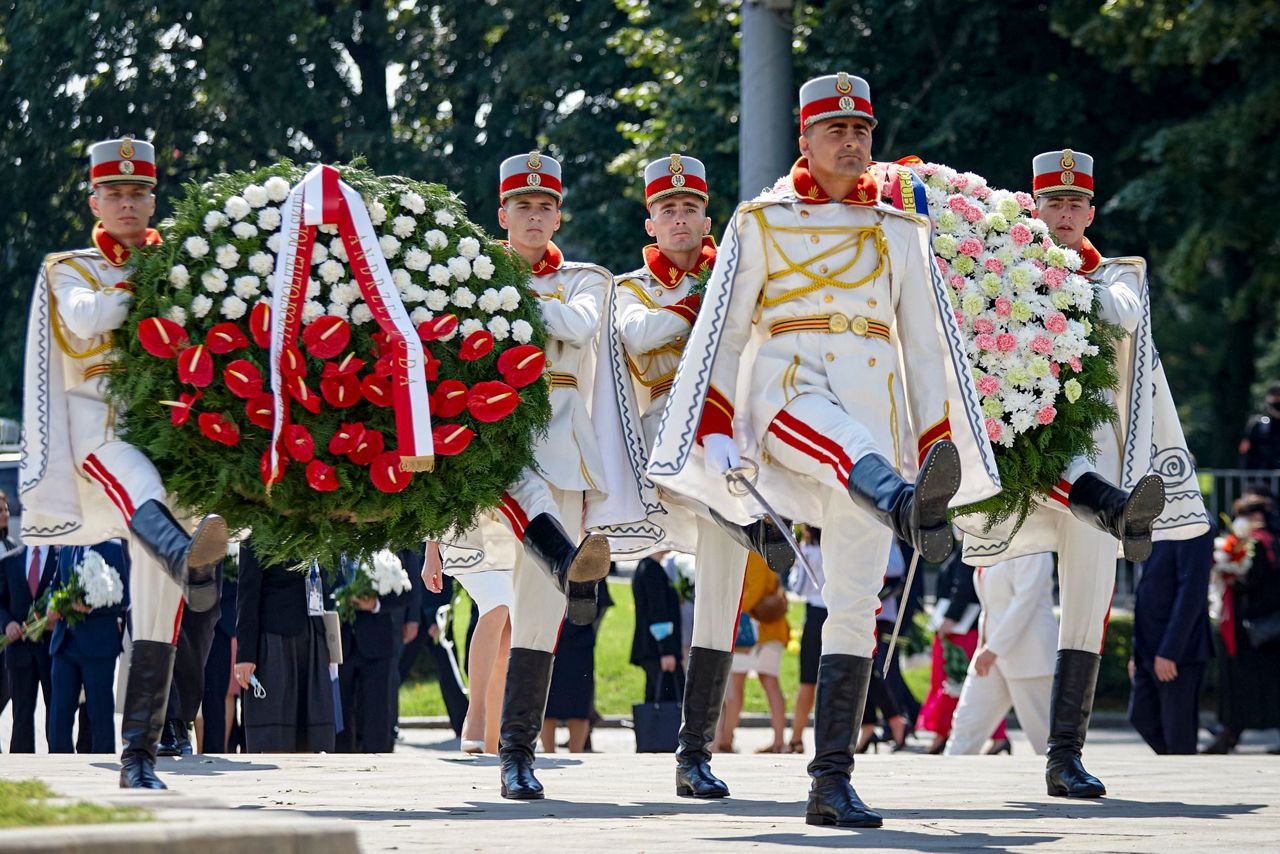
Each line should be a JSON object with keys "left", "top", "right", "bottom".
{"left": 542, "top": 578, "right": 613, "bottom": 753}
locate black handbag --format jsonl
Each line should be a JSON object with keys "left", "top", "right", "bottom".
{"left": 632, "top": 671, "right": 681, "bottom": 753}
{"left": 1242, "top": 610, "right": 1280, "bottom": 648}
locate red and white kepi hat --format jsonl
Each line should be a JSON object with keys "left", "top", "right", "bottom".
{"left": 644, "top": 154, "right": 709, "bottom": 206}
{"left": 89, "top": 136, "right": 157, "bottom": 188}
{"left": 1032, "top": 149, "right": 1094, "bottom": 199}
{"left": 799, "top": 72, "right": 876, "bottom": 132}
{"left": 499, "top": 151, "right": 563, "bottom": 204}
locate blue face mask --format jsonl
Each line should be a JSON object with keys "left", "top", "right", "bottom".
{"left": 648, "top": 621, "right": 674, "bottom": 642}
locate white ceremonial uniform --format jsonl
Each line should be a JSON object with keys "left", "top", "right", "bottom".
{"left": 961, "top": 251, "right": 1210, "bottom": 653}
{"left": 648, "top": 163, "right": 1001, "bottom": 659}
{"left": 946, "top": 554, "right": 1057, "bottom": 755}
{"left": 444, "top": 244, "right": 609, "bottom": 652}
{"left": 20, "top": 230, "right": 184, "bottom": 643}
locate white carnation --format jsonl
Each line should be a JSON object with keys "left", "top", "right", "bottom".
{"left": 367, "top": 200, "right": 388, "bottom": 226}
{"left": 399, "top": 191, "right": 426, "bottom": 215}
{"left": 201, "top": 268, "right": 229, "bottom": 293}
{"left": 498, "top": 285, "right": 520, "bottom": 310}
{"left": 511, "top": 319, "right": 534, "bottom": 344}
{"left": 191, "top": 294, "right": 213, "bottom": 319}
{"left": 215, "top": 244, "right": 240, "bottom": 269}
{"left": 457, "top": 236, "right": 481, "bottom": 260}
{"left": 184, "top": 235, "right": 210, "bottom": 258}
{"left": 165, "top": 304, "right": 188, "bottom": 326}
{"left": 305, "top": 278, "right": 321, "bottom": 300}
{"left": 264, "top": 175, "right": 291, "bottom": 202}
{"left": 447, "top": 256, "right": 471, "bottom": 281}
{"left": 391, "top": 268, "right": 412, "bottom": 290}
{"left": 233, "top": 275, "right": 261, "bottom": 300}
{"left": 248, "top": 252, "right": 275, "bottom": 277}
{"left": 379, "top": 235, "right": 401, "bottom": 259}
{"left": 403, "top": 285, "right": 428, "bottom": 304}
{"left": 318, "top": 259, "right": 345, "bottom": 284}
{"left": 410, "top": 306, "right": 432, "bottom": 326}
{"left": 326, "top": 301, "right": 350, "bottom": 320}
{"left": 312, "top": 242, "right": 329, "bottom": 264}
{"left": 424, "top": 229, "right": 448, "bottom": 251}
{"left": 256, "top": 207, "right": 281, "bottom": 231}
{"left": 318, "top": 223, "right": 339, "bottom": 236}
{"left": 392, "top": 215, "right": 417, "bottom": 239}
{"left": 224, "top": 195, "right": 251, "bottom": 221}
{"left": 427, "top": 264, "right": 452, "bottom": 287}
{"left": 477, "top": 288, "right": 501, "bottom": 313}
{"left": 169, "top": 264, "right": 190, "bottom": 289}
{"left": 243, "top": 184, "right": 269, "bottom": 208}
{"left": 301, "top": 300, "right": 325, "bottom": 325}
{"left": 369, "top": 549, "right": 411, "bottom": 595}
{"left": 203, "top": 211, "right": 228, "bottom": 233}
{"left": 350, "top": 303, "right": 374, "bottom": 326}
{"left": 221, "top": 295, "right": 248, "bottom": 319}
{"left": 473, "top": 255, "right": 496, "bottom": 280}
{"left": 329, "top": 282, "right": 360, "bottom": 306}
{"left": 266, "top": 233, "right": 283, "bottom": 253}
{"left": 487, "top": 316, "right": 511, "bottom": 340}
{"left": 434, "top": 209, "right": 457, "bottom": 227}
{"left": 451, "top": 286, "right": 476, "bottom": 308}
{"left": 329, "top": 239, "right": 348, "bottom": 262}
{"left": 77, "top": 550, "right": 123, "bottom": 609}
{"left": 425, "top": 289, "right": 449, "bottom": 311}
{"left": 232, "top": 221, "right": 258, "bottom": 240}
{"left": 404, "top": 248, "right": 432, "bottom": 271}
{"left": 459, "top": 317, "right": 485, "bottom": 338}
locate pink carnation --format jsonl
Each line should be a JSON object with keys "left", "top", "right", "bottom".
{"left": 975, "top": 334, "right": 997, "bottom": 351}
{"left": 958, "top": 237, "right": 984, "bottom": 258}
{"left": 1010, "top": 223, "right": 1033, "bottom": 246}
{"left": 1029, "top": 335, "right": 1054, "bottom": 354}
{"left": 952, "top": 175, "right": 970, "bottom": 191}
{"left": 953, "top": 309, "right": 965, "bottom": 326}
{"left": 963, "top": 205, "right": 983, "bottom": 224}
{"left": 984, "top": 256, "right": 1004, "bottom": 275}
{"left": 973, "top": 318, "right": 995, "bottom": 335}
{"left": 919, "top": 164, "right": 939, "bottom": 177}
{"left": 977, "top": 375, "right": 1000, "bottom": 396}
{"left": 1045, "top": 312, "right": 1068, "bottom": 334}
{"left": 948, "top": 195, "right": 968, "bottom": 213}
{"left": 1069, "top": 356, "right": 1083, "bottom": 372}
{"left": 1031, "top": 259, "right": 1046, "bottom": 272}
{"left": 1015, "top": 191, "right": 1035, "bottom": 210}
{"left": 1037, "top": 405, "right": 1057, "bottom": 426}
{"left": 949, "top": 274, "right": 966, "bottom": 290}
{"left": 936, "top": 256, "right": 949, "bottom": 275}
{"left": 996, "top": 333, "right": 1017, "bottom": 352}
{"left": 1043, "top": 267, "right": 1067, "bottom": 288}
{"left": 985, "top": 418, "right": 1003, "bottom": 441}
{"left": 1042, "top": 236, "right": 1054, "bottom": 250}
{"left": 1050, "top": 362, "right": 1061, "bottom": 378}
{"left": 973, "top": 185, "right": 992, "bottom": 201}
{"left": 995, "top": 297, "right": 1012, "bottom": 316}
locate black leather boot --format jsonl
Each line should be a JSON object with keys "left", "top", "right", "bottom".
{"left": 120, "top": 640, "right": 176, "bottom": 789}
{"left": 1045, "top": 649, "right": 1106, "bottom": 798}
{"left": 1067, "top": 472, "right": 1165, "bottom": 562}
{"left": 709, "top": 509, "right": 796, "bottom": 576}
{"left": 522, "top": 513, "right": 610, "bottom": 626}
{"left": 129, "top": 499, "right": 228, "bottom": 613}
{"left": 805, "top": 654, "right": 883, "bottom": 828}
{"left": 499, "top": 647, "right": 555, "bottom": 800}
{"left": 156, "top": 720, "right": 180, "bottom": 757}
{"left": 846, "top": 441, "right": 960, "bottom": 564}
{"left": 676, "top": 647, "right": 733, "bottom": 798}
{"left": 172, "top": 720, "right": 193, "bottom": 756}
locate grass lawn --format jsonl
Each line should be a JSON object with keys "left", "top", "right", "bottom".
{"left": 400, "top": 578, "right": 931, "bottom": 719}
{"left": 0, "top": 780, "right": 149, "bottom": 829}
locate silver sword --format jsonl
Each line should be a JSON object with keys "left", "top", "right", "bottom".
{"left": 724, "top": 461, "right": 821, "bottom": 590}
{"left": 882, "top": 549, "right": 921, "bottom": 678}
{"left": 435, "top": 604, "right": 468, "bottom": 696}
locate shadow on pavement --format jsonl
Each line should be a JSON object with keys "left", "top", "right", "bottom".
{"left": 706, "top": 830, "right": 1062, "bottom": 850}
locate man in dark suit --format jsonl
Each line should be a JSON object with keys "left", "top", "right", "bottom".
{"left": 397, "top": 547, "right": 468, "bottom": 738}
{"left": 1128, "top": 530, "right": 1214, "bottom": 754}
{"left": 335, "top": 557, "right": 411, "bottom": 753}
{"left": 0, "top": 542, "right": 58, "bottom": 752}
{"left": 631, "top": 553, "right": 684, "bottom": 704}
{"left": 158, "top": 570, "right": 222, "bottom": 756}
{"left": 200, "top": 569, "right": 239, "bottom": 753}
{"left": 48, "top": 541, "right": 129, "bottom": 752}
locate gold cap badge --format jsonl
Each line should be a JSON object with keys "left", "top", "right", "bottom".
{"left": 1060, "top": 170, "right": 1075, "bottom": 185}
{"left": 1060, "top": 149, "right": 1075, "bottom": 170}
{"left": 527, "top": 152, "right": 542, "bottom": 170}
{"left": 835, "top": 72, "right": 853, "bottom": 94}
{"left": 527, "top": 173, "right": 542, "bottom": 186}
{"left": 120, "top": 160, "right": 135, "bottom": 175}
{"left": 669, "top": 153, "right": 683, "bottom": 174}
{"left": 838, "top": 96, "right": 855, "bottom": 111}
{"left": 118, "top": 137, "right": 135, "bottom": 158}
{"left": 671, "top": 174, "right": 686, "bottom": 187}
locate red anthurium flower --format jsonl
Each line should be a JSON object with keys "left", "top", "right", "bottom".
{"left": 206, "top": 322, "right": 249, "bottom": 354}
{"left": 162, "top": 391, "right": 202, "bottom": 426}
{"left": 138, "top": 317, "right": 190, "bottom": 358}
{"left": 361, "top": 374, "right": 392, "bottom": 408}
{"left": 177, "top": 344, "right": 214, "bottom": 387}
{"left": 467, "top": 380, "right": 521, "bottom": 423}
{"left": 347, "top": 428, "right": 385, "bottom": 466}
{"left": 223, "top": 359, "right": 264, "bottom": 399}
{"left": 432, "top": 423, "right": 474, "bottom": 456}
{"left": 305, "top": 459, "right": 340, "bottom": 492}
{"left": 260, "top": 446, "right": 287, "bottom": 486}
{"left": 320, "top": 373, "right": 361, "bottom": 409}
{"left": 431, "top": 380, "right": 469, "bottom": 418}
{"left": 497, "top": 345, "right": 546, "bottom": 388}
{"left": 302, "top": 316, "right": 351, "bottom": 360}
{"left": 422, "top": 347, "right": 440, "bottom": 382}
{"left": 372, "top": 355, "right": 395, "bottom": 378}
{"left": 328, "top": 422, "right": 366, "bottom": 455}
{"left": 280, "top": 343, "right": 307, "bottom": 379}
{"left": 370, "top": 331, "right": 393, "bottom": 359}
{"left": 198, "top": 412, "right": 240, "bottom": 446}
{"left": 245, "top": 394, "right": 275, "bottom": 430}
{"left": 459, "top": 329, "right": 495, "bottom": 362}
{"left": 417, "top": 314, "right": 458, "bottom": 342}
{"left": 285, "top": 423, "right": 316, "bottom": 462}
{"left": 249, "top": 302, "right": 272, "bottom": 348}
{"left": 321, "top": 353, "right": 365, "bottom": 378}
{"left": 289, "top": 376, "right": 322, "bottom": 414}
{"left": 370, "top": 450, "right": 413, "bottom": 493}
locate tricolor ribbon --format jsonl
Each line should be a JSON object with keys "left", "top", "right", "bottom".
{"left": 267, "top": 165, "right": 434, "bottom": 488}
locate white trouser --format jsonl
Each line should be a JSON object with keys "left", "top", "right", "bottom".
{"left": 688, "top": 516, "right": 750, "bottom": 651}
{"left": 1056, "top": 521, "right": 1116, "bottom": 653}
{"left": 501, "top": 475, "right": 577, "bottom": 653}
{"left": 946, "top": 668, "right": 1053, "bottom": 755}
{"left": 68, "top": 393, "right": 183, "bottom": 644}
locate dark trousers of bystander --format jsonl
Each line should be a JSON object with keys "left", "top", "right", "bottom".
{"left": 1128, "top": 661, "right": 1205, "bottom": 755}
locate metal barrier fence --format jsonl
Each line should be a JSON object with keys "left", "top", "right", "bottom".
{"left": 1198, "top": 468, "right": 1280, "bottom": 524}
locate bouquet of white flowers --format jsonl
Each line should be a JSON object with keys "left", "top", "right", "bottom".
{"left": 24, "top": 549, "right": 125, "bottom": 641}
{"left": 333, "top": 549, "right": 411, "bottom": 623}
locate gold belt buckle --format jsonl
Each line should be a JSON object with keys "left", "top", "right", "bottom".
{"left": 851, "top": 315, "right": 870, "bottom": 336}
{"left": 827, "top": 313, "right": 850, "bottom": 334}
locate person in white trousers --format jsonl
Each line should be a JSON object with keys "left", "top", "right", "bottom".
{"left": 946, "top": 554, "right": 1057, "bottom": 755}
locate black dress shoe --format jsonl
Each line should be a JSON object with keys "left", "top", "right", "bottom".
{"left": 1066, "top": 472, "right": 1165, "bottom": 562}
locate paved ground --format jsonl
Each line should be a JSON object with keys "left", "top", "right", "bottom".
{"left": 3, "top": 721, "right": 1277, "bottom": 852}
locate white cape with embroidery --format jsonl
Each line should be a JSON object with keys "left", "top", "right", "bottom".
{"left": 960, "top": 256, "right": 1211, "bottom": 564}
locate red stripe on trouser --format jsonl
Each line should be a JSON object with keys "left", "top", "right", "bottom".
{"left": 83, "top": 454, "right": 135, "bottom": 522}
{"left": 498, "top": 492, "right": 530, "bottom": 539}
{"left": 171, "top": 599, "right": 185, "bottom": 645}
{"left": 776, "top": 410, "right": 855, "bottom": 477}
{"left": 768, "top": 411, "right": 853, "bottom": 487}
{"left": 1049, "top": 479, "right": 1072, "bottom": 507}
{"left": 729, "top": 577, "right": 747, "bottom": 650}
{"left": 1099, "top": 590, "right": 1115, "bottom": 655}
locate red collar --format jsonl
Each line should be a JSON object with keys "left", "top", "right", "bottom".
{"left": 643, "top": 236, "right": 717, "bottom": 289}
{"left": 1077, "top": 237, "right": 1102, "bottom": 275}
{"left": 530, "top": 241, "right": 563, "bottom": 277}
{"left": 93, "top": 221, "right": 161, "bottom": 268}
{"left": 789, "top": 158, "right": 880, "bottom": 206}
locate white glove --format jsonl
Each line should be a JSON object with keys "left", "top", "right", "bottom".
{"left": 702, "top": 433, "right": 741, "bottom": 476}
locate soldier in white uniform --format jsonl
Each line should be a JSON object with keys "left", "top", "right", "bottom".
{"left": 599, "top": 154, "right": 793, "bottom": 799}
{"left": 451, "top": 152, "right": 612, "bottom": 801}
{"left": 19, "top": 138, "right": 228, "bottom": 788}
{"left": 960, "top": 150, "right": 1209, "bottom": 798}
{"left": 647, "top": 75, "right": 1002, "bottom": 829}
